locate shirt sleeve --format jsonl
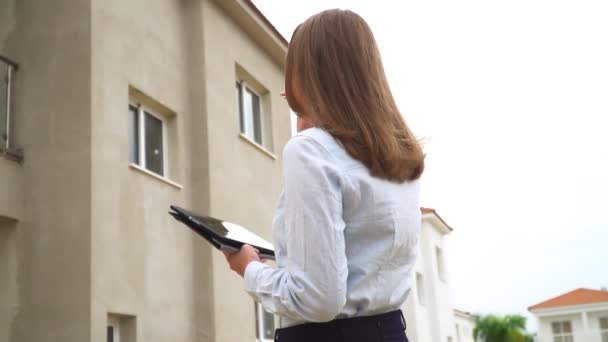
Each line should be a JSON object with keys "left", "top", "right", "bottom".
{"left": 243, "top": 135, "right": 348, "bottom": 322}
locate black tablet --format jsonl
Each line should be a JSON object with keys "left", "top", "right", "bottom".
{"left": 169, "top": 205, "right": 275, "bottom": 260}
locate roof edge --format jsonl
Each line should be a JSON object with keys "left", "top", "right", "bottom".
{"left": 421, "top": 207, "right": 454, "bottom": 233}
{"left": 213, "top": 0, "right": 288, "bottom": 68}
{"left": 454, "top": 309, "right": 478, "bottom": 319}
{"left": 528, "top": 288, "right": 608, "bottom": 311}
{"left": 242, "top": 0, "right": 289, "bottom": 46}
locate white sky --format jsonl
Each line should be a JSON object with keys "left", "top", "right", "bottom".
{"left": 253, "top": 0, "right": 608, "bottom": 332}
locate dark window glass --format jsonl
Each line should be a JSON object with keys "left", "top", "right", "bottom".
{"left": 239, "top": 84, "right": 263, "bottom": 145}
{"left": 601, "top": 317, "right": 608, "bottom": 330}
{"left": 129, "top": 105, "right": 139, "bottom": 164}
{"left": 263, "top": 308, "right": 275, "bottom": 339}
{"left": 0, "top": 65, "right": 7, "bottom": 147}
{"left": 552, "top": 322, "right": 561, "bottom": 334}
{"left": 236, "top": 82, "right": 244, "bottom": 133}
{"left": 144, "top": 112, "right": 164, "bottom": 175}
{"left": 249, "top": 89, "right": 262, "bottom": 144}
{"left": 107, "top": 326, "right": 114, "bottom": 342}
{"left": 254, "top": 302, "right": 260, "bottom": 338}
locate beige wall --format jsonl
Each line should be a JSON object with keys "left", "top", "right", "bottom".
{"left": 0, "top": 0, "right": 288, "bottom": 340}
{"left": 203, "top": 1, "right": 290, "bottom": 341}
{"left": 0, "top": 0, "right": 93, "bottom": 341}
{"left": 90, "top": 0, "right": 212, "bottom": 341}
{"left": 89, "top": 0, "right": 289, "bottom": 342}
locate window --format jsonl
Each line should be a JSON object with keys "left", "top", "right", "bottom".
{"left": 107, "top": 314, "right": 135, "bottom": 342}
{"left": 236, "top": 81, "right": 263, "bottom": 145}
{"left": 255, "top": 302, "right": 275, "bottom": 342}
{"left": 436, "top": 246, "right": 446, "bottom": 282}
{"left": 0, "top": 61, "right": 9, "bottom": 149}
{"left": 551, "top": 321, "right": 573, "bottom": 342}
{"left": 600, "top": 317, "right": 608, "bottom": 342}
{"left": 129, "top": 103, "right": 167, "bottom": 176}
{"left": 234, "top": 64, "right": 275, "bottom": 154}
{"left": 1, "top": 55, "right": 21, "bottom": 159}
{"left": 416, "top": 272, "right": 426, "bottom": 306}
{"left": 107, "top": 316, "right": 120, "bottom": 342}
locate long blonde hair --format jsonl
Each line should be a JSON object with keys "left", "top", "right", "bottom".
{"left": 285, "top": 9, "right": 424, "bottom": 182}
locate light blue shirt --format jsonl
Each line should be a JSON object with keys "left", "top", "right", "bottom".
{"left": 244, "top": 127, "right": 421, "bottom": 328}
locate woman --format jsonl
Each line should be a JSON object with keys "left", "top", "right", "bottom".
{"left": 224, "top": 8, "right": 424, "bottom": 342}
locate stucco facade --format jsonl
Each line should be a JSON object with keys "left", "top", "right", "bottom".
{"left": 454, "top": 309, "right": 477, "bottom": 342}
{"left": 402, "top": 209, "right": 457, "bottom": 342}
{"left": 0, "top": 0, "right": 289, "bottom": 341}
{"left": 533, "top": 304, "right": 608, "bottom": 342}
{"left": 529, "top": 288, "right": 608, "bottom": 342}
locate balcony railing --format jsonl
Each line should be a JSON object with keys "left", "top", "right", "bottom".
{"left": 0, "top": 54, "right": 19, "bottom": 160}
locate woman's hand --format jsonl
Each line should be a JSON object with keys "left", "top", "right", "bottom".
{"left": 224, "top": 244, "right": 265, "bottom": 277}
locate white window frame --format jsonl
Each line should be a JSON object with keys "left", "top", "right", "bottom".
{"left": 129, "top": 101, "right": 168, "bottom": 177}
{"left": 236, "top": 80, "right": 265, "bottom": 146}
{"left": 107, "top": 316, "right": 120, "bottom": 342}
{"left": 416, "top": 272, "right": 426, "bottom": 306}
{"left": 255, "top": 302, "right": 275, "bottom": 342}
{"left": 551, "top": 321, "right": 573, "bottom": 342}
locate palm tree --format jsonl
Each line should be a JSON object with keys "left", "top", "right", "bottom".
{"left": 473, "top": 314, "right": 531, "bottom": 342}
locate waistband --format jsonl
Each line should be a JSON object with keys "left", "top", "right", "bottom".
{"left": 275, "top": 310, "right": 406, "bottom": 342}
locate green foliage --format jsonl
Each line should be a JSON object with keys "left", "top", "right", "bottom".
{"left": 473, "top": 314, "right": 532, "bottom": 342}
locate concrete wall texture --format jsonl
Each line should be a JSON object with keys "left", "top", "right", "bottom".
{"left": 0, "top": 0, "right": 289, "bottom": 341}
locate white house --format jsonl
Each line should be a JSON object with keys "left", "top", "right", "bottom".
{"left": 529, "top": 288, "right": 608, "bottom": 342}
{"left": 402, "top": 208, "right": 457, "bottom": 342}
{"left": 454, "top": 309, "right": 478, "bottom": 342}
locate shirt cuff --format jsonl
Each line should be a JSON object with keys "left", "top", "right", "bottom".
{"left": 244, "top": 261, "right": 267, "bottom": 293}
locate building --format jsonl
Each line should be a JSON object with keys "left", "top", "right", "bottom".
{"left": 454, "top": 309, "right": 478, "bottom": 342}
{"left": 402, "top": 208, "right": 457, "bottom": 342}
{"left": 0, "top": 0, "right": 291, "bottom": 341}
{"left": 529, "top": 288, "right": 608, "bottom": 342}
{"left": 1, "top": 1, "right": 473, "bottom": 342}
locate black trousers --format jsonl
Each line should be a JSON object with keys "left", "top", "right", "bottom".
{"left": 274, "top": 310, "right": 408, "bottom": 342}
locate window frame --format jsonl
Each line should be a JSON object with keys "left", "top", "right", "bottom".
{"left": 551, "top": 321, "right": 573, "bottom": 342}
{"left": 129, "top": 101, "right": 169, "bottom": 177}
{"left": 236, "top": 80, "right": 265, "bottom": 146}
{"left": 255, "top": 302, "right": 276, "bottom": 342}
{"left": 107, "top": 316, "right": 120, "bottom": 342}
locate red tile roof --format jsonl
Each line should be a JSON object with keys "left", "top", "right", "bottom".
{"left": 528, "top": 288, "right": 608, "bottom": 311}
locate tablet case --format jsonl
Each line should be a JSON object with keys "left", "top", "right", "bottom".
{"left": 169, "top": 205, "right": 275, "bottom": 260}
